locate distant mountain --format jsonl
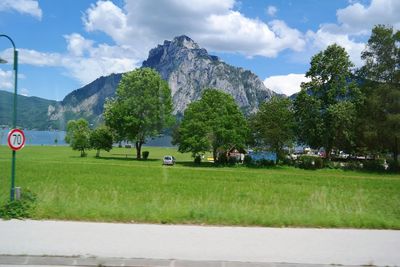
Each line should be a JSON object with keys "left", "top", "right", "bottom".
{"left": 47, "top": 73, "right": 122, "bottom": 127}
{"left": 1, "top": 35, "right": 278, "bottom": 130}
{"left": 0, "top": 90, "right": 60, "bottom": 130}
{"left": 143, "top": 35, "right": 275, "bottom": 114}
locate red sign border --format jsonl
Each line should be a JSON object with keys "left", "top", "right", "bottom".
{"left": 7, "top": 129, "right": 26, "bottom": 151}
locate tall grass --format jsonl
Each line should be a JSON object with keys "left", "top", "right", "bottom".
{"left": 0, "top": 145, "right": 399, "bottom": 228}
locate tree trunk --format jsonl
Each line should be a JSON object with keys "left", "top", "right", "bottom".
{"left": 135, "top": 141, "right": 143, "bottom": 159}
{"left": 394, "top": 136, "right": 399, "bottom": 162}
{"left": 96, "top": 149, "right": 100, "bottom": 158}
{"left": 80, "top": 149, "right": 85, "bottom": 157}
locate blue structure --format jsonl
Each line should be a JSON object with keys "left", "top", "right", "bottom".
{"left": 248, "top": 151, "right": 277, "bottom": 163}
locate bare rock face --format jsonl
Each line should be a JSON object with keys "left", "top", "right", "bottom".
{"left": 143, "top": 35, "right": 275, "bottom": 114}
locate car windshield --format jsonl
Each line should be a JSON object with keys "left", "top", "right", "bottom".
{"left": 164, "top": 156, "right": 172, "bottom": 160}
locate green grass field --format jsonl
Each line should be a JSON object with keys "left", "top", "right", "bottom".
{"left": 0, "top": 145, "right": 399, "bottom": 229}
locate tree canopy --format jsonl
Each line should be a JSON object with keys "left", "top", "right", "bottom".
{"left": 357, "top": 25, "right": 400, "bottom": 161}
{"left": 174, "top": 89, "right": 249, "bottom": 162}
{"left": 294, "top": 44, "right": 361, "bottom": 157}
{"left": 250, "top": 96, "right": 295, "bottom": 159}
{"left": 104, "top": 68, "right": 174, "bottom": 159}
{"left": 89, "top": 126, "right": 113, "bottom": 157}
{"left": 65, "top": 118, "right": 91, "bottom": 157}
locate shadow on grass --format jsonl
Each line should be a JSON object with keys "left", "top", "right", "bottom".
{"left": 96, "top": 156, "right": 160, "bottom": 162}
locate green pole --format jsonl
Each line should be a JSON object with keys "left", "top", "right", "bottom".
{"left": 10, "top": 49, "right": 18, "bottom": 201}
{"left": 0, "top": 34, "right": 18, "bottom": 201}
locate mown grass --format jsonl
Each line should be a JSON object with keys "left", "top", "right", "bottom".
{"left": 0, "top": 145, "right": 399, "bottom": 229}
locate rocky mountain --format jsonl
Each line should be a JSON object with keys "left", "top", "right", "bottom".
{"left": 143, "top": 35, "right": 275, "bottom": 114}
{"left": 1, "top": 35, "right": 277, "bottom": 130}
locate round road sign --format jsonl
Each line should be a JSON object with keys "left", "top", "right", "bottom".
{"left": 7, "top": 129, "right": 26, "bottom": 151}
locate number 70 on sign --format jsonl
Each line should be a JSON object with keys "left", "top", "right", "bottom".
{"left": 7, "top": 129, "right": 26, "bottom": 151}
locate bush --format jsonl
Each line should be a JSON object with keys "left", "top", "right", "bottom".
{"left": 142, "top": 151, "right": 150, "bottom": 160}
{"left": 363, "top": 159, "right": 385, "bottom": 172}
{"left": 243, "top": 155, "right": 253, "bottom": 166}
{"left": 217, "top": 153, "right": 228, "bottom": 164}
{"left": 194, "top": 155, "right": 202, "bottom": 164}
{"left": 387, "top": 159, "right": 400, "bottom": 173}
{"left": 0, "top": 189, "right": 37, "bottom": 219}
{"left": 256, "top": 159, "right": 275, "bottom": 167}
{"left": 297, "top": 155, "right": 324, "bottom": 170}
{"left": 342, "top": 160, "right": 362, "bottom": 171}
{"left": 228, "top": 156, "right": 238, "bottom": 165}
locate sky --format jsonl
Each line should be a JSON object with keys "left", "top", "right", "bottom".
{"left": 0, "top": 0, "right": 399, "bottom": 100}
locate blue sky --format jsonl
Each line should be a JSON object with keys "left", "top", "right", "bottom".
{"left": 0, "top": 0, "right": 399, "bottom": 100}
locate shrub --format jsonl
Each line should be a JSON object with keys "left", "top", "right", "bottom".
{"left": 342, "top": 160, "right": 362, "bottom": 171}
{"left": 194, "top": 155, "right": 202, "bottom": 164}
{"left": 228, "top": 156, "right": 238, "bottom": 165}
{"left": 297, "top": 155, "right": 324, "bottom": 170}
{"left": 0, "top": 189, "right": 37, "bottom": 219}
{"left": 217, "top": 153, "right": 228, "bottom": 164}
{"left": 243, "top": 155, "right": 253, "bottom": 166}
{"left": 257, "top": 159, "right": 275, "bottom": 167}
{"left": 387, "top": 159, "right": 400, "bottom": 173}
{"left": 142, "top": 151, "right": 150, "bottom": 160}
{"left": 363, "top": 159, "right": 385, "bottom": 172}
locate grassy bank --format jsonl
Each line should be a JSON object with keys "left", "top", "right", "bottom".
{"left": 0, "top": 145, "right": 399, "bottom": 229}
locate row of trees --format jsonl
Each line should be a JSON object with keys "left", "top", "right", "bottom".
{"left": 68, "top": 25, "right": 398, "bottom": 165}
{"left": 65, "top": 119, "right": 113, "bottom": 157}
{"left": 174, "top": 25, "right": 399, "bottom": 163}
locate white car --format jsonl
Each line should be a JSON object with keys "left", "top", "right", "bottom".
{"left": 163, "top": 155, "right": 175, "bottom": 165}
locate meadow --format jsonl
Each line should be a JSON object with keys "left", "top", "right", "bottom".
{"left": 0, "top": 145, "right": 399, "bottom": 229}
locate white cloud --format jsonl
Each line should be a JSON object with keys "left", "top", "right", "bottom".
{"left": 20, "top": 88, "right": 29, "bottom": 96}
{"left": 0, "top": 0, "right": 42, "bottom": 20}
{"left": 266, "top": 6, "right": 278, "bottom": 17}
{"left": 335, "top": 0, "right": 400, "bottom": 34}
{"left": 0, "top": 68, "right": 13, "bottom": 90}
{"left": 64, "top": 34, "right": 94, "bottom": 57}
{"left": 264, "top": 74, "right": 310, "bottom": 96}
{"left": 82, "top": 0, "right": 306, "bottom": 58}
{"left": 306, "top": 29, "right": 365, "bottom": 66}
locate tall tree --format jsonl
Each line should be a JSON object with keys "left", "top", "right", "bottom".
{"left": 294, "top": 44, "right": 361, "bottom": 157}
{"left": 65, "top": 118, "right": 91, "bottom": 157}
{"left": 358, "top": 25, "right": 400, "bottom": 161}
{"left": 250, "top": 96, "right": 295, "bottom": 159}
{"left": 174, "top": 89, "right": 249, "bottom": 161}
{"left": 104, "top": 68, "right": 174, "bottom": 159}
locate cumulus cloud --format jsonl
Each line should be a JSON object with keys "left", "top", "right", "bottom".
{"left": 266, "top": 6, "right": 278, "bottom": 17}
{"left": 303, "top": 0, "right": 400, "bottom": 67}
{"left": 82, "top": 0, "right": 306, "bottom": 58}
{"left": 0, "top": 68, "right": 13, "bottom": 90}
{"left": 0, "top": 0, "right": 42, "bottom": 19}
{"left": 264, "top": 74, "right": 310, "bottom": 96}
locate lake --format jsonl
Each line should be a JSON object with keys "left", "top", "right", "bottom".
{"left": 0, "top": 129, "right": 173, "bottom": 147}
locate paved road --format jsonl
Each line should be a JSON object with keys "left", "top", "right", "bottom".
{"left": 1, "top": 220, "right": 399, "bottom": 266}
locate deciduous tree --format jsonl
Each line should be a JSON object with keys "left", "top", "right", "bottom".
{"left": 65, "top": 118, "right": 91, "bottom": 157}
{"left": 104, "top": 68, "right": 174, "bottom": 159}
{"left": 174, "top": 89, "right": 249, "bottom": 162}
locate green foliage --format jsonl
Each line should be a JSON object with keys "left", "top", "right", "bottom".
{"left": 104, "top": 68, "right": 174, "bottom": 159}
{"left": 357, "top": 25, "right": 400, "bottom": 161}
{"left": 243, "top": 155, "right": 252, "bottom": 166}
{"left": 175, "top": 89, "right": 249, "bottom": 161}
{"left": 250, "top": 96, "right": 295, "bottom": 157}
{"left": 0, "top": 189, "right": 37, "bottom": 219}
{"left": 89, "top": 126, "right": 113, "bottom": 157}
{"left": 65, "top": 119, "right": 91, "bottom": 157}
{"left": 142, "top": 151, "right": 150, "bottom": 160}
{"left": 363, "top": 159, "right": 386, "bottom": 172}
{"left": 294, "top": 44, "right": 361, "bottom": 156}
{"left": 297, "top": 156, "right": 324, "bottom": 170}
{"left": 387, "top": 159, "right": 400, "bottom": 173}
{"left": 194, "top": 155, "right": 202, "bottom": 164}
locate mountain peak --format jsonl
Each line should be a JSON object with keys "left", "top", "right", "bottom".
{"left": 171, "top": 35, "right": 199, "bottom": 49}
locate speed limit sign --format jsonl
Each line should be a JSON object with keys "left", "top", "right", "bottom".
{"left": 7, "top": 129, "right": 26, "bottom": 151}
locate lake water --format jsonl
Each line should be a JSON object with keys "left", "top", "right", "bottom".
{"left": 0, "top": 129, "right": 173, "bottom": 147}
